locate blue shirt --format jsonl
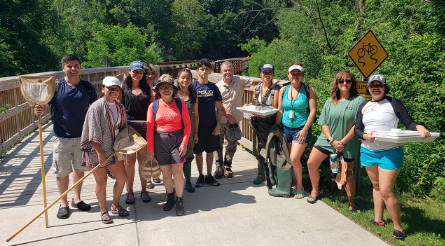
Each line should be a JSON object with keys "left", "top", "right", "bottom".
{"left": 190, "top": 80, "right": 222, "bottom": 127}
{"left": 50, "top": 77, "right": 97, "bottom": 138}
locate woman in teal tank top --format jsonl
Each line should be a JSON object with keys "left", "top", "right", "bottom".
{"left": 276, "top": 62, "right": 317, "bottom": 199}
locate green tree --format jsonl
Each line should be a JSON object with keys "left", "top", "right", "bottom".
{"left": 0, "top": 0, "right": 59, "bottom": 76}
{"left": 171, "top": 0, "right": 205, "bottom": 59}
{"left": 85, "top": 22, "right": 163, "bottom": 68}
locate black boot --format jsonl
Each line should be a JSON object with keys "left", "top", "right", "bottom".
{"left": 253, "top": 160, "right": 265, "bottom": 184}
{"left": 163, "top": 192, "right": 175, "bottom": 211}
{"left": 183, "top": 162, "right": 195, "bottom": 193}
{"left": 176, "top": 197, "right": 185, "bottom": 216}
{"left": 269, "top": 163, "right": 277, "bottom": 186}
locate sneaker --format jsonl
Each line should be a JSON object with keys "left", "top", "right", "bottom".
{"left": 57, "top": 205, "right": 70, "bottom": 219}
{"left": 224, "top": 166, "right": 233, "bottom": 178}
{"left": 205, "top": 175, "right": 220, "bottom": 186}
{"left": 214, "top": 165, "right": 223, "bottom": 179}
{"left": 71, "top": 199, "right": 91, "bottom": 211}
{"left": 393, "top": 230, "right": 406, "bottom": 240}
{"left": 195, "top": 174, "right": 205, "bottom": 187}
{"left": 153, "top": 178, "right": 162, "bottom": 183}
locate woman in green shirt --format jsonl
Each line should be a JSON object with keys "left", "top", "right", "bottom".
{"left": 306, "top": 70, "right": 365, "bottom": 211}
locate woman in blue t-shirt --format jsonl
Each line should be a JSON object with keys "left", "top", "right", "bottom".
{"left": 275, "top": 63, "right": 317, "bottom": 199}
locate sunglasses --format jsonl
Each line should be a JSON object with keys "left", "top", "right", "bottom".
{"left": 369, "top": 83, "right": 384, "bottom": 88}
{"left": 107, "top": 87, "right": 120, "bottom": 92}
{"left": 337, "top": 79, "right": 352, "bottom": 84}
{"left": 159, "top": 85, "right": 173, "bottom": 90}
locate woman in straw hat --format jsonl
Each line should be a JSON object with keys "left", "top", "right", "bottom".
{"left": 80, "top": 76, "right": 129, "bottom": 224}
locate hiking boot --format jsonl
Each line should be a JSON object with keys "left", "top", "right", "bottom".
{"left": 214, "top": 165, "right": 224, "bottom": 179}
{"left": 163, "top": 193, "right": 176, "bottom": 211}
{"left": 224, "top": 166, "right": 233, "bottom": 178}
{"left": 195, "top": 174, "right": 205, "bottom": 187}
{"left": 205, "top": 175, "right": 220, "bottom": 186}
{"left": 176, "top": 197, "right": 185, "bottom": 216}
{"left": 57, "top": 205, "right": 70, "bottom": 219}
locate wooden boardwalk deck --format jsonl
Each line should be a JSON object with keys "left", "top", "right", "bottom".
{"left": 0, "top": 122, "right": 259, "bottom": 209}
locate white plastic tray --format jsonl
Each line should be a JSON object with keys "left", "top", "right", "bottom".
{"left": 236, "top": 106, "right": 279, "bottom": 117}
{"left": 372, "top": 129, "right": 440, "bottom": 143}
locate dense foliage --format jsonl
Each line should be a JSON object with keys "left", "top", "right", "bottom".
{"left": 243, "top": 0, "right": 445, "bottom": 199}
{"left": 1, "top": 0, "right": 444, "bottom": 199}
{"left": 0, "top": 0, "right": 286, "bottom": 76}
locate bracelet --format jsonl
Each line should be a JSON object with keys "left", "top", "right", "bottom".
{"left": 339, "top": 141, "right": 344, "bottom": 146}
{"left": 329, "top": 139, "right": 334, "bottom": 144}
{"left": 194, "top": 132, "right": 198, "bottom": 135}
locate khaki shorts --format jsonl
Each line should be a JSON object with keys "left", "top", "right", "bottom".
{"left": 52, "top": 136, "right": 90, "bottom": 177}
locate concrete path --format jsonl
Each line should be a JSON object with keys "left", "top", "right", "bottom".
{"left": 0, "top": 123, "right": 387, "bottom": 245}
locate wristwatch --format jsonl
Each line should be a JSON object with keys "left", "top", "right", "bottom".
{"left": 327, "top": 137, "right": 333, "bottom": 143}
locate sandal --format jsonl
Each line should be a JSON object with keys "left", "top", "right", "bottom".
{"left": 140, "top": 191, "right": 151, "bottom": 203}
{"left": 100, "top": 211, "right": 113, "bottom": 224}
{"left": 293, "top": 186, "right": 304, "bottom": 199}
{"left": 370, "top": 219, "right": 385, "bottom": 227}
{"left": 110, "top": 204, "right": 129, "bottom": 217}
{"left": 307, "top": 190, "right": 319, "bottom": 204}
{"left": 348, "top": 203, "right": 357, "bottom": 212}
{"left": 126, "top": 192, "right": 135, "bottom": 204}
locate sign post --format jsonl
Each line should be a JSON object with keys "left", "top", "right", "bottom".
{"left": 102, "top": 55, "right": 112, "bottom": 67}
{"left": 347, "top": 30, "right": 388, "bottom": 191}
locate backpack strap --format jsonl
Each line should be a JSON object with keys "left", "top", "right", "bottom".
{"left": 152, "top": 98, "right": 184, "bottom": 129}
{"left": 81, "top": 79, "right": 95, "bottom": 105}
{"left": 254, "top": 83, "right": 261, "bottom": 100}
{"left": 50, "top": 79, "right": 61, "bottom": 122}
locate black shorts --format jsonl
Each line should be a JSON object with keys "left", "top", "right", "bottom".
{"left": 128, "top": 121, "right": 147, "bottom": 140}
{"left": 193, "top": 126, "right": 221, "bottom": 154}
{"left": 154, "top": 129, "right": 185, "bottom": 166}
{"left": 314, "top": 146, "right": 355, "bottom": 163}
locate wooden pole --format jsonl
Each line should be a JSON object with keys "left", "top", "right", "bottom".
{"left": 38, "top": 115, "right": 49, "bottom": 228}
{"left": 6, "top": 152, "right": 114, "bottom": 242}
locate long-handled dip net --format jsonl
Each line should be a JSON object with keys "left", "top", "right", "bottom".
{"left": 19, "top": 76, "right": 56, "bottom": 228}
{"left": 7, "top": 126, "right": 147, "bottom": 242}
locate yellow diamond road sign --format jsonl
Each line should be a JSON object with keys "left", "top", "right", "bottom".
{"left": 348, "top": 30, "right": 388, "bottom": 79}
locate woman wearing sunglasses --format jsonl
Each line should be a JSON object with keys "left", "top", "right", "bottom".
{"left": 354, "top": 74, "right": 430, "bottom": 240}
{"left": 306, "top": 70, "right": 365, "bottom": 209}
{"left": 80, "top": 76, "right": 128, "bottom": 224}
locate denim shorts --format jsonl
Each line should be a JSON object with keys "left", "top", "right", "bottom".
{"left": 282, "top": 125, "right": 312, "bottom": 145}
{"left": 360, "top": 146, "right": 404, "bottom": 170}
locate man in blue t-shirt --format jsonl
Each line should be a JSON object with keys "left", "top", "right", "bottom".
{"left": 33, "top": 54, "right": 97, "bottom": 219}
{"left": 190, "top": 58, "right": 222, "bottom": 187}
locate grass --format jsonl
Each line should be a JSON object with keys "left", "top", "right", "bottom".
{"left": 318, "top": 167, "right": 445, "bottom": 246}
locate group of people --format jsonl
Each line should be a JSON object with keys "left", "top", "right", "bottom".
{"left": 33, "top": 54, "right": 432, "bottom": 240}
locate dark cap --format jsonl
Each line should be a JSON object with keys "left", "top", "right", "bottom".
{"left": 368, "top": 74, "right": 386, "bottom": 85}
{"left": 260, "top": 63, "right": 274, "bottom": 73}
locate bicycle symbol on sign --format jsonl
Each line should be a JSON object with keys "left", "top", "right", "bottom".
{"left": 357, "top": 42, "right": 378, "bottom": 67}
